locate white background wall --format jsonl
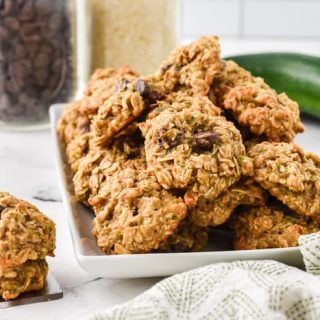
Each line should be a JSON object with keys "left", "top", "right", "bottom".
{"left": 180, "top": 0, "right": 320, "bottom": 56}
{"left": 181, "top": 0, "right": 320, "bottom": 38}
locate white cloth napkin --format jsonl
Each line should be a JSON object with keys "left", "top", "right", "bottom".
{"left": 88, "top": 233, "right": 320, "bottom": 320}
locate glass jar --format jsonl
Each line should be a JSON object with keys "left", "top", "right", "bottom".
{"left": 88, "top": 0, "right": 180, "bottom": 75}
{"left": 0, "top": 0, "right": 77, "bottom": 130}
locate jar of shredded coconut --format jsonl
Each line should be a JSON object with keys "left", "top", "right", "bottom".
{"left": 89, "top": 0, "right": 180, "bottom": 75}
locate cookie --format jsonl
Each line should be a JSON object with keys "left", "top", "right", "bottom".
{"left": 92, "top": 159, "right": 187, "bottom": 254}
{"left": 57, "top": 100, "right": 89, "bottom": 145}
{"left": 80, "top": 66, "right": 138, "bottom": 118}
{"left": 147, "top": 91, "right": 222, "bottom": 120}
{"left": 232, "top": 205, "right": 319, "bottom": 250}
{"left": 58, "top": 67, "right": 138, "bottom": 172}
{"left": 0, "top": 259, "right": 48, "bottom": 301}
{"left": 141, "top": 109, "right": 246, "bottom": 201}
{"left": 158, "top": 217, "right": 208, "bottom": 253}
{"left": 190, "top": 179, "right": 267, "bottom": 227}
{"left": 92, "top": 79, "right": 158, "bottom": 146}
{"left": 211, "top": 60, "right": 254, "bottom": 105}
{"left": 248, "top": 142, "right": 320, "bottom": 220}
{"left": 73, "top": 126, "right": 144, "bottom": 204}
{"left": 0, "top": 193, "right": 55, "bottom": 266}
{"left": 65, "top": 133, "right": 93, "bottom": 173}
{"left": 212, "top": 60, "right": 304, "bottom": 142}
{"left": 155, "top": 35, "right": 221, "bottom": 96}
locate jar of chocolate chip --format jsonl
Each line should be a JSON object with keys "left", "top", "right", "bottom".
{"left": 0, "top": 0, "right": 79, "bottom": 130}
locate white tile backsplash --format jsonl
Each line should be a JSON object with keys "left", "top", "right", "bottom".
{"left": 181, "top": 0, "right": 320, "bottom": 38}
{"left": 182, "top": 0, "right": 241, "bottom": 36}
{"left": 243, "top": 0, "right": 320, "bottom": 37}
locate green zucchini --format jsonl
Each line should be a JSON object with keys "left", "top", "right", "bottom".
{"left": 225, "top": 53, "right": 320, "bottom": 119}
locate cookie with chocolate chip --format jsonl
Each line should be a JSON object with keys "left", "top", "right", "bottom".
{"left": 141, "top": 109, "right": 246, "bottom": 202}
{"left": 92, "top": 78, "right": 164, "bottom": 146}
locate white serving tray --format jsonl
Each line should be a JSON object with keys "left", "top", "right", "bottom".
{"left": 50, "top": 103, "right": 304, "bottom": 278}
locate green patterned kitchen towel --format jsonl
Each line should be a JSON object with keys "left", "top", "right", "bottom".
{"left": 299, "top": 232, "right": 320, "bottom": 276}
{"left": 88, "top": 233, "right": 320, "bottom": 320}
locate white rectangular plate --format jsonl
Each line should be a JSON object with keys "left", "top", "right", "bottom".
{"left": 50, "top": 103, "right": 304, "bottom": 278}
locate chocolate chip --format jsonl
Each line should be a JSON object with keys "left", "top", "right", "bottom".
{"left": 77, "top": 119, "right": 91, "bottom": 134}
{"left": 135, "top": 79, "right": 164, "bottom": 103}
{"left": 0, "top": 0, "right": 14, "bottom": 15}
{"left": 158, "top": 129, "right": 183, "bottom": 148}
{"left": 3, "top": 16, "right": 20, "bottom": 31}
{"left": 135, "top": 79, "right": 149, "bottom": 97}
{"left": 161, "top": 62, "right": 173, "bottom": 73}
{"left": 19, "top": 0, "right": 36, "bottom": 22}
{"left": 0, "top": 205, "right": 5, "bottom": 217}
{"left": 193, "top": 132, "right": 219, "bottom": 151}
{"left": 115, "top": 78, "right": 129, "bottom": 93}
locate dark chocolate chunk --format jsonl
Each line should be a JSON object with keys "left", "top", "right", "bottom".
{"left": 115, "top": 78, "right": 129, "bottom": 93}
{"left": 193, "top": 131, "right": 219, "bottom": 151}
{"left": 135, "top": 79, "right": 164, "bottom": 103}
{"left": 161, "top": 62, "right": 173, "bottom": 73}
{"left": 77, "top": 119, "right": 91, "bottom": 134}
{"left": 159, "top": 129, "right": 183, "bottom": 148}
{"left": 19, "top": 0, "right": 36, "bottom": 22}
{"left": 0, "top": 205, "right": 5, "bottom": 216}
{"left": 135, "top": 79, "right": 149, "bottom": 97}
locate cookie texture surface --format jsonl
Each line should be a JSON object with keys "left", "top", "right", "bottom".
{"left": 80, "top": 66, "right": 138, "bottom": 118}
{"left": 232, "top": 205, "right": 319, "bottom": 250}
{"left": 248, "top": 142, "right": 320, "bottom": 220}
{"left": 142, "top": 109, "right": 245, "bottom": 201}
{"left": 155, "top": 35, "right": 221, "bottom": 96}
{"left": 57, "top": 66, "right": 138, "bottom": 172}
{"left": 212, "top": 60, "right": 304, "bottom": 142}
{"left": 92, "top": 159, "right": 187, "bottom": 254}
{"left": 0, "top": 192, "right": 56, "bottom": 266}
{"left": 191, "top": 179, "right": 267, "bottom": 227}
{"left": 73, "top": 127, "right": 144, "bottom": 205}
{"left": 147, "top": 92, "right": 222, "bottom": 120}
{"left": 0, "top": 259, "right": 48, "bottom": 301}
{"left": 158, "top": 217, "right": 208, "bottom": 253}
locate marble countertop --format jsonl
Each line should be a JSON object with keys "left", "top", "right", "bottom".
{"left": 1, "top": 39, "right": 320, "bottom": 319}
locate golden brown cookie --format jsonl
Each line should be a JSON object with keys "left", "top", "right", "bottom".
{"left": 147, "top": 91, "right": 222, "bottom": 120}
{"left": 92, "top": 159, "right": 187, "bottom": 254}
{"left": 56, "top": 101, "right": 89, "bottom": 145}
{"left": 155, "top": 35, "right": 221, "bottom": 96}
{"left": 232, "top": 205, "right": 319, "bottom": 250}
{"left": 141, "top": 109, "right": 246, "bottom": 202}
{"left": 58, "top": 66, "right": 139, "bottom": 173}
{"left": 80, "top": 65, "right": 138, "bottom": 118}
{"left": 248, "top": 142, "right": 320, "bottom": 220}
{"left": 0, "top": 192, "right": 55, "bottom": 266}
{"left": 158, "top": 217, "right": 208, "bottom": 253}
{"left": 212, "top": 60, "right": 304, "bottom": 142}
{"left": 190, "top": 179, "right": 267, "bottom": 227}
{"left": 73, "top": 129, "right": 143, "bottom": 205}
{"left": 0, "top": 259, "right": 48, "bottom": 301}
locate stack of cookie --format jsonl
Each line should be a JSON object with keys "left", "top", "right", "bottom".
{"left": 58, "top": 35, "right": 320, "bottom": 254}
{"left": 0, "top": 192, "right": 56, "bottom": 300}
